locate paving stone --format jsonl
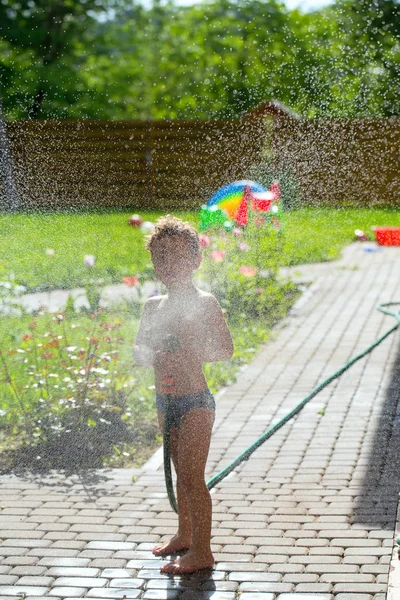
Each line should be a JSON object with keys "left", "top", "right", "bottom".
{"left": 282, "top": 574, "right": 319, "bottom": 583}
{"left": 10, "top": 567, "right": 48, "bottom": 576}
{"left": 48, "top": 588, "right": 87, "bottom": 597}
{"left": 334, "top": 595, "right": 373, "bottom": 600}
{"left": 333, "top": 583, "right": 388, "bottom": 592}
{"left": 86, "top": 541, "right": 136, "bottom": 550}
{"left": 180, "top": 593, "right": 235, "bottom": 600}
{"left": 1, "top": 539, "right": 51, "bottom": 548}
{"left": 0, "top": 576, "right": 18, "bottom": 585}
{"left": 276, "top": 594, "right": 332, "bottom": 599}
{"left": 101, "top": 568, "right": 136, "bottom": 578}
{"left": 51, "top": 541, "right": 85, "bottom": 549}
{"left": 0, "top": 547, "right": 29, "bottom": 556}
{"left": 239, "top": 583, "right": 294, "bottom": 593}
{"left": 142, "top": 591, "right": 179, "bottom": 600}
{"left": 268, "top": 564, "right": 304, "bottom": 573}
{"left": 213, "top": 563, "right": 267, "bottom": 573}
{"left": 79, "top": 551, "right": 114, "bottom": 559}
{"left": 201, "top": 582, "right": 238, "bottom": 592}
{"left": 17, "top": 576, "right": 55, "bottom": 586}
{"left": 108, "top": 578, "right": 146, "bottom": 588}
{"left": 37, "top": 558, "right": 90, "bottom": 567}
{"left": 0, "top": 586, "right": 50, "bottom": 596}
{"left": 46, "top": 567, "right": 101, "bottom": 577}
{"left": 86, "top": 590, "right": 141, "bottom": 599}
{"left": 227, "top": 573, "right": 281, "bottom": 582}
{"left": 52, "top": 577, "right": 108, "bottom": 588}
{"left": 295, "top": 583, "right": 333, "bottom": 592}
{"left": 28, "top": 549, "right": 80, "bottom": 557}
{"left": 91, "top": 559, "right": 128, "bottom": 569}
{"left": 3, "top": 556, "right": 39, "bottom": 566}
{"left": 239, "top": 594, "right": 275, "bottom": 600}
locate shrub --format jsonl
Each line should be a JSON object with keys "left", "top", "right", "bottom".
{"left": 0, "top": 307, "right": 157, "bottom": 470}
{"left": 198, "top": 216, "right": 298, "bottom": 326}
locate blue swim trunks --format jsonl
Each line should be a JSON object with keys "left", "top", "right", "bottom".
{"left": 156, "top": 388, "right": 215, "bottom": 429}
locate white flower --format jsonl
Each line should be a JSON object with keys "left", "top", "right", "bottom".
{"left": 46, "top": 248, "right": 55, "bottom": 256}
{"left": 84, "top": 255, "right": 95, "bottom": 268}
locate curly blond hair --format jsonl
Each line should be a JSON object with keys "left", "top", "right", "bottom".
{"left": 146, "top": 215, "right": 200, "bottom": 257}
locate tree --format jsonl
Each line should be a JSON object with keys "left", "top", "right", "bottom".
{"left": 0, "top": 0, "right": 122, "bottom": 118}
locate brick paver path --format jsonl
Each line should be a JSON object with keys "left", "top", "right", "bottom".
{"left": 1, "top": 242, "right": 400, "bottom": 600}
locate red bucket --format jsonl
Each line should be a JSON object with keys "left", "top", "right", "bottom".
{"left": 373, "top": 227, "right": 400, "bottom": 246}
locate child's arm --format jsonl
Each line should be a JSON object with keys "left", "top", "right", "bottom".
{"left": 200, "top": 295, "right": 234, "bottom": 363}
{"left": 133, "top": 299, "right": 157, "bottom": 367}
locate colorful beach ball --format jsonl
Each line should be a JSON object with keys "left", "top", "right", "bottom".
{"left": 200, "top": 180, "right": 280, "bottom": 230}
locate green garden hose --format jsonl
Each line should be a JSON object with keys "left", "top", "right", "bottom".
{"left": 164, "top": 302, "right": 400, "bottom": 513}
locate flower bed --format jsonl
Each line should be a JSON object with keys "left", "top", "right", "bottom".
{"left": 0, "top": 218, "right": 298, "bottom": 472}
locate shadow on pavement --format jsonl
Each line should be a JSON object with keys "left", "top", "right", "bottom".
{"left": 353, "top": 337, "right": 400, "bottom": 528}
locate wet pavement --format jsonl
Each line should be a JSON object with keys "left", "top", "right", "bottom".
{"left": 1, "top": 242, "right": 400, "bottom": 599}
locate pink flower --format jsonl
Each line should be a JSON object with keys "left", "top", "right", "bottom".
{"left": 232, "top": 228, "right": 242, "bottom": 237}
{"left": 210, "top": 250, "right": 226, "bottom": 263}
{"left": 122, "top": 276, "right": 139, "bottom": 287}
{"left": 239, "top": 242, "right": 250, "bottom": 252}
{"left": 239, "top": 266, "right": 257, "bottom": 277}
{"left": 199, "top": 234, "right": 210, "bottom": 248}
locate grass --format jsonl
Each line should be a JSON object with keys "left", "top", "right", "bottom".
{"left": 1, "top": 207, "right": 399, "bottom": 292}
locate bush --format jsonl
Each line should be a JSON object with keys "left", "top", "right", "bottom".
{"left": 197, "top": 216, "right": 298, "bottom": 325}
{"left": 0, "top": 307, "right": 158, "bottom": 470}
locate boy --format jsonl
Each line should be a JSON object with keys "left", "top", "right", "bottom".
{"left": 133, "top": 215, "right": 234, "bottom": 574}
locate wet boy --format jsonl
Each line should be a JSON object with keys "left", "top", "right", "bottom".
{"left": 133, "top": 215, "right": 233, "bottom": 574}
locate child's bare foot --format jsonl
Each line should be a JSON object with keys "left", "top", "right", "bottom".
{"left": 152, "top": 535, "right": 191, "bottom": 556}
{"left": 160, "top": 549, "right": 214, "bottom": 574}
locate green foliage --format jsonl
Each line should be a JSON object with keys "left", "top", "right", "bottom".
{"left": 0, "top": 0, "right": 122, "bottom": 118}
{"left": 0, "top": 307, "right": 158, "bottom": 469}
{"left": 1, "top": 0, "right": 399, "bottom": 119}
{"left": 198, "top": 216, "right": 298, "bottom": 323}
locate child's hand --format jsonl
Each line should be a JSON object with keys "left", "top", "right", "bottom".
{"left": 154, "top": 348, "right": 185, "bottom": 375}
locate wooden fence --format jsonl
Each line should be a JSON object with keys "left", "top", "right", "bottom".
{"left": 2, "top": 112, "right": 399, "bottom": 210}
{"left": 272, "top": 117, "right": 400, "bottom": 206}
{"left": 3, "top": 116, "right": 272, "bottom": 210}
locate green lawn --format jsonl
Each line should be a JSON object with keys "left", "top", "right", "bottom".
{"left": 1, "top": 207, "right": 398, "bottom": 292}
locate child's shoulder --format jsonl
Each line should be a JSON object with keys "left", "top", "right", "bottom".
{"left": 197, "top": 289, "right": 221, "bottom": 308}
{"left": 143, "top": 294, "right": 166, "bottom": 310}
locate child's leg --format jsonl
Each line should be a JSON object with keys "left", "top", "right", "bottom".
{"left": 152, "top": 413, "right": 191, "bottom": 556}
{"left": 161, "top": 408, "right": 214, "bottom": 574}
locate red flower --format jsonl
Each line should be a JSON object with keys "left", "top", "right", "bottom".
{"left": 123, "top": 276, "right": 139, "bottom": 287}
